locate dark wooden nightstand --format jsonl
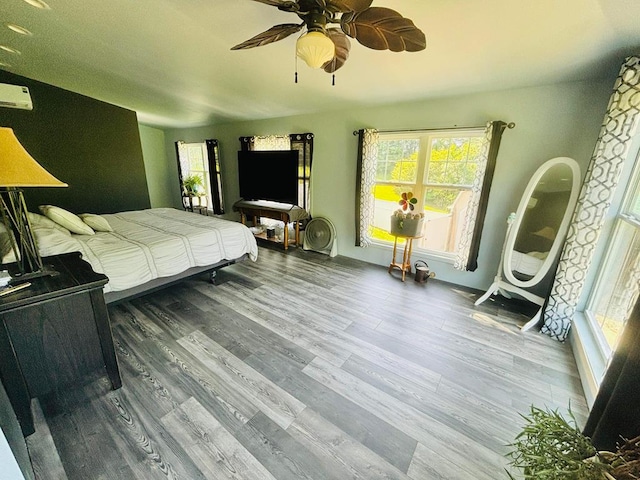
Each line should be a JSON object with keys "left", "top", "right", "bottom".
{"left": 0, "top": 252, "right": 121, "bottom": 436}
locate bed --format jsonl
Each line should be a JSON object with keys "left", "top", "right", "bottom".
{"left": 510, "top": 250, "right": 548, "bottom": 278}
{"left": 1, "top": 207, "right": 258, "bottom": 303}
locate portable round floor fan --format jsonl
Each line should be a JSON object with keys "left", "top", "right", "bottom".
{"left": 303, "top": 217, "right": 338, "bottom": 257}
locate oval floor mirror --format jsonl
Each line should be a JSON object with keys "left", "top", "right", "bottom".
{"left": 475, "top": 156, "right": 581, "bottom": 331}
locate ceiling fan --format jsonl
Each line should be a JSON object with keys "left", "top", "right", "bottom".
{"left": 231, "top": 0, "right": 426, "bottom": 75}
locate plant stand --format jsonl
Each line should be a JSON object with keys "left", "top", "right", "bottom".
{"left": 388, "top": 234, "right": 421, "bottom": 282}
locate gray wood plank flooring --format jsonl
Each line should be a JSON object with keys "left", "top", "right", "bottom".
{"left": 27, "top": 245, "right": 589, "bottom": 479}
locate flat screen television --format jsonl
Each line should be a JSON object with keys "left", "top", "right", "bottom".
{"left": 238, "top": 150, "right": 299, "bottom": 205}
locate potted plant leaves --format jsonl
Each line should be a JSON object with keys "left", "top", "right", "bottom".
{"left": 506, "top": 405, "right": 640, "bottom": 479}
{"left": 182, "top": 174, "right": 204, "bottom": 195}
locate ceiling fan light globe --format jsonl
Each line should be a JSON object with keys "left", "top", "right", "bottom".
{"left": 296, "top": 31, "right": 335, "bottom": 69}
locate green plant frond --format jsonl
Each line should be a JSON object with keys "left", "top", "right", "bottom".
{"left": 506, "top": 404, "right": 609, "bottom": 479}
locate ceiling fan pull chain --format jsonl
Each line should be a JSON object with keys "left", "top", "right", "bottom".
{"left": 332, "top": 74, "right": 335, "bottom": 86}
{"left": 295, "top": 54, "right": 298, "bottom": 83}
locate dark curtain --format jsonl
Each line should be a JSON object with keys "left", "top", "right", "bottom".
{"left": 464, "top": 120, "right": 508, "bottom": 271}
{"left": 583, "top": 294, "right": 640, "bottom": 451}
{"left": 205, "top": 139, "right": 224, "bottom": 215}
{"left": 355, "top": 129, "right": 366, "bottom": 247}
{"left": 238, "top": 133, "right": 313, "bottom": 210}
{"left": 174, "top": 141, "right": 183, "bottom": 189}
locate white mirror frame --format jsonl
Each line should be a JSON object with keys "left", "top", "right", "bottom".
{"left": 503, "top": 157, "right": 581, "bottom": 288}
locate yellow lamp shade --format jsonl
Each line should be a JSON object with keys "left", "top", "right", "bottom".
{"left": 296, "top": 31, "right": 335, "bottom": 69}
{"left": 0, "top": 127, "right": 67, "bottom": 187}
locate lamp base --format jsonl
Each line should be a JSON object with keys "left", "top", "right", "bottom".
{"left": 8, "top": 266, "right": 59, "bottom": 285}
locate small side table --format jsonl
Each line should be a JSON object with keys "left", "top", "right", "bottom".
{"left": 183, "top": 193, "right": 208, "bottom": 215}
{"left": 388, "top": 235, "right": 422, "bottom": 282}
{"left": 0, "top": 252, "right": 121, "bottom": 436}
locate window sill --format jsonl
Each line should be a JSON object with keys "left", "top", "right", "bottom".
{"left": 570, "top": 311, "right": 607, "bottom": 409}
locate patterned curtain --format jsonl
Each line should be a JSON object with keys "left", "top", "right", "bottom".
{"left": 454, "top": 121, "right": 507, "bottom": 271}
{"left": 355, "top": 129, "right": 379, "bottom": 247}
{"left": 542, "top": 56, "right": 640, "bottom": 341}
{"left": 253, "top": 135, "right": 291, "bottom": 151}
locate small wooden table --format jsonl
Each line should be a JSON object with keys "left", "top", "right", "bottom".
{"left": 388, "top": 235, "right": 422, "bottom": 282}
{"left": 183, "top": 193, "right": 208, "bottom": 215}
{"left": 233, "top": 200, "right": 309, "bottom": 250}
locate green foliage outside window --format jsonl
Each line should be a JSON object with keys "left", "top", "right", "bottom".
{"left": 374, "top": 136, "right": 481, "bottom": 213}
{"left": 425, "top": 188, "right": 461, "bottom": 212}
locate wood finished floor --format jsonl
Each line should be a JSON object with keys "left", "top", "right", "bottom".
{"left": 27, "top": 245, "right": 589, "bottom": 479}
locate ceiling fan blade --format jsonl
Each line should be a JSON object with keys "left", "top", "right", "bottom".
{"left": 325, "top": 0, "right": 372, "bottom": 13}
{"left": 248, "top": 0, "right": 300, "bottom": 12}
{"left": 341, "top": 7, "right": 426, "bottom": 52}
{"left": 323, "top": 28, "right": 351, "bottom": 73}
{"left": 231, "top": 23, "right": 303, "bottom": 50}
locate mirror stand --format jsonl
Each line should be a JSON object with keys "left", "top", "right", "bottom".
{"left": 474, "top": 157, "right": 580, "bottom": 332}
{"left": 474, "top": 276, "right": 546, "bottom": 331}
{"left": 474, "top": 215, "right": 544, "bottom": 331}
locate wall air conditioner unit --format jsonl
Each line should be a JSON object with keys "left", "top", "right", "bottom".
{"left": 0, "top": 83, "right": 33, "bottom": 110}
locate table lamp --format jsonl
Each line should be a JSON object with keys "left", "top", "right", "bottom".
{"left": 0, "top": 127, "right": 67, "bottom": 281}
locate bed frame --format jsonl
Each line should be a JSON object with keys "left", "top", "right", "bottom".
{"left": 103, "top": 254, "right": 247, "bottom": 305}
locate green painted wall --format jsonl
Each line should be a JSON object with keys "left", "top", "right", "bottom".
{"left": 163, "top": 76, "right": 615, "bottom": 291}
{"left": 138, "top": 124, "right": 178, "bottom": 208}
{"left": 0, "top": 70, "right": 150, "bottom": 214}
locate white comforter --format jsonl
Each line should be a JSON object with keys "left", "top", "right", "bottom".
{"left": 510, "top": 250, "right": 547, "bottom": 277}
{"left": 9, "top": 208, "right": 258, "bottom": 293}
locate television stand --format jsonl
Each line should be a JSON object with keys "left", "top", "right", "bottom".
{"left": 233, "top": 200, "right": 309, "bottom": 250}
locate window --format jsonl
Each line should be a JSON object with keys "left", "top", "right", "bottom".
{"left": 585, "top": 156, "right": 640, "bottom": 358}
{"left": 175, "top": 140, "right": 224, "bottom": 214}
{"left": 356, "top": 123, "right": 509, "bottom": 270}
{"left": 371, "top": 129, "right": 486, "bottom": 258}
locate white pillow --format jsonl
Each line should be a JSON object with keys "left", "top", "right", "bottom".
{"left": 27, "top": 212, "right": 71, "bottom": 235}
{"left": 39, "top": 205, "right": 95, "bottom": 236}
{"left": 79, "top": 213, "right": 113, "bottom": 232}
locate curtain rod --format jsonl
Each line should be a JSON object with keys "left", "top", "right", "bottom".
{"left": 352, "top": 122, "right": 516, "bottom": 136}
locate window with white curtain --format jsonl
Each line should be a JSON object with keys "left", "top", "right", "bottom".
{"left": 356, "top": 122, "right": 509, "bottom": 270}
{"left": 177, "top": 142, "right": 211, "bottom": 208}
{"left": 372, "top": 128, "right": 486, "bottom": 258}
{"left": 176, "top": 140, "right": 225, "bottom": 215}
{"left": 585, "top": 151, "right": 640, "bottom": 359}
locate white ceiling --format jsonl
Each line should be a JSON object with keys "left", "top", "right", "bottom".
{"left": 1, "top": 0, "right": 639, "bottom": 128}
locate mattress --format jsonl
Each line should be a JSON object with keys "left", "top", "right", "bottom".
{"left": 2, "top": 208, "right": 258, "bottom": 293}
